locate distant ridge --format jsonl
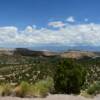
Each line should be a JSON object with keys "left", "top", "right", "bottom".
{"left": 0, "top": 48, "right": 100, "bottom": 59}
{"left": 30, "top": 45, "right": 100, "bottom": 52}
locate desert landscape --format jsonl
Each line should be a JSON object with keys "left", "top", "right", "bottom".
{"left": 0, "top": 0, "right": 100, "bottom": 99}
{"left": 0, "top": 48, "right": 99, "bottom": 99}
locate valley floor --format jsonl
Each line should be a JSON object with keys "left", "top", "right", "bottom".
{"left": 0, "top": 94, "right": 100, "bottom": 100}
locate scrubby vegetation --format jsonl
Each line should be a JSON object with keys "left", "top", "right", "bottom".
{"left": 0, "top": 54, "right": 99, "bottom": 97}
{"left": 54, "top": 59, "right": 86, "bottom": 94}
{"left": 0, "top": 77, "right": 54, "bottom": 98}
{"left": 87, "top": 81, "right": 100, "bottom": 95}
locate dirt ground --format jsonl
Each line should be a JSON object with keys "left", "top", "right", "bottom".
{"left": 0, "top": 94, "right": 100, "bottom": 100}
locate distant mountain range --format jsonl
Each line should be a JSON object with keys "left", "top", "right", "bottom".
{"left": 30, "top": 45, "right": 100, "bottom": 52}
{"left": 1, "top": 45, "right": 100, "bottom": 52}
{"left": 0, "top": 47, "right": 100, "bottom": 59}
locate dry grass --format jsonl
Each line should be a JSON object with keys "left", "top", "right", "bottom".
{"left": 0, "top": 77, "right": 54, "bottom": 98}
{"left": 0, "top": 83, "right": 13, "bottom": 96}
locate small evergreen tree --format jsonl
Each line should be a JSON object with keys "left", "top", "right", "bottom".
{"left": 54, "top": 59, "right": 86, "bottom": 94}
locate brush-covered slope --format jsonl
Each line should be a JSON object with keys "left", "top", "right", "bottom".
{"left": 0, "top": 48, "right": 99, "bottom": 90}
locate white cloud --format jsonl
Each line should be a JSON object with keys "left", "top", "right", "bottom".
{"left": 25, "top": 26, "right": 33, "bottom": 33}
{"left": 48, "top": 21, "right": 66, "bottom": 28}
{"left": 0, "top": 23, "right": 100, "bottom": 47}
{"left": 66, "top": 16, "right": 75, "bottom": 23}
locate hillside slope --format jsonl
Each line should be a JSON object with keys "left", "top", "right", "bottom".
{"left": 0, "top": 48, "right": 99, "bottom": 59}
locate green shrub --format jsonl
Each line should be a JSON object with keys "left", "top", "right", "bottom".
{"left": 87, "top": 81, "right": 100, "bottom": 95}
{"left": 44, "top": 77, "right": 54, "bottom": 92}
{"left": 31, "top": 77, "right": 54, "bottom": 97}
{"left": 54, "top": 59, "right": 86, "bottom": 94}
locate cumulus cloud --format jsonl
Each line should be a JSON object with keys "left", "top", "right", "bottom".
{"left": 25, "top": 26, "right": 33, "bottom": 33}
{"left": 0, "top": 22, "right": 100, "bottom": 47}
{"left": 66, "top": 16, "right": 75, "bottom": 23}
{"left": 48, "top": 21, "right": 66, "bottom": 28}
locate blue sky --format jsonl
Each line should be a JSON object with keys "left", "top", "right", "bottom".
{"left": 0, "top": 0, "right": 100, "bottom": 28}
{"left": 0, "top": 0, "right": 100, "bottom": 50}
